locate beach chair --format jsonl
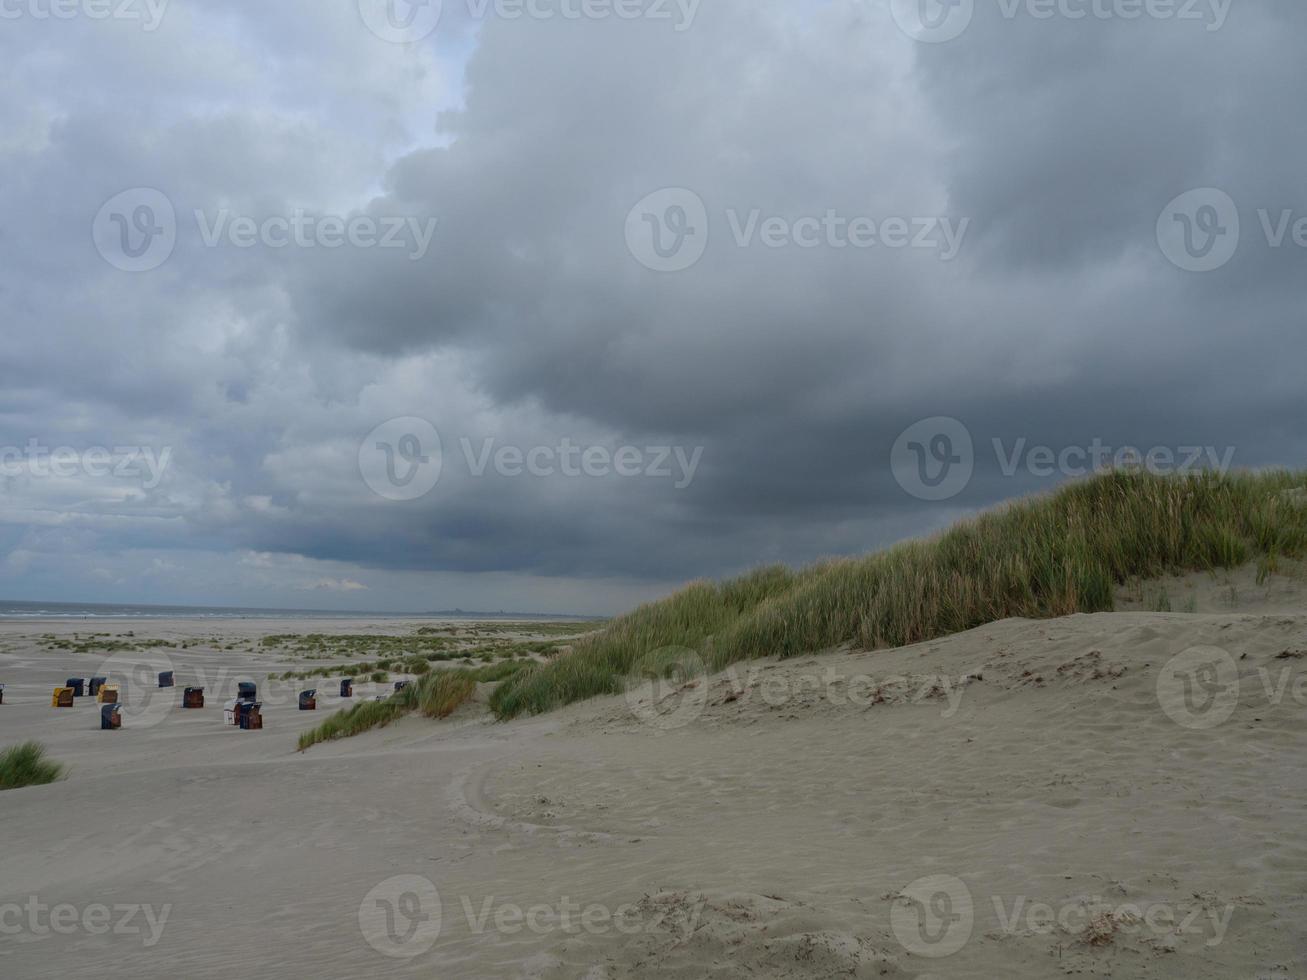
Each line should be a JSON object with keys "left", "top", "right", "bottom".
{"left": 158, "top": 671, "right": 175, "bottom": 688}
{"left": 97, "top": 684, "right": 120, "bottom": 704}
{"left": 100, "top": 703, "right": 122, "bottom": 730}
{"left": 182, "top": 687, "right": 204, "bottom": 709}
{"left": 298, "top": 690, "right": 316, "bottom": 711}
{"left": 66, "top": 678, "right": 86, "bottom": 697}
{"left": 52, "top": 687, "right": 75, "bottom": 708}
{"left": 237, "top": 681, "right": 257, "bottom": 701}
{"left": 239, "top": 701, "right": 263, "bottom": 730}
{"left": 339, "top": 678, "right": 353, "bottom": 698}
{"left": 88, "top": 676, "right": 107, "bottom": 697}
{"left": 223, "top": 698, "right": 239, "bottom": 726}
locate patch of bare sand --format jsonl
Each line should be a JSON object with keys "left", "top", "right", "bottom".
{"left": 1, "top": 578, "right": 1305, "bottom": 978}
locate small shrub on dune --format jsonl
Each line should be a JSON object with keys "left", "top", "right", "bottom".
{"left": 0, "top": 741, "right": 65, "bottom": 790}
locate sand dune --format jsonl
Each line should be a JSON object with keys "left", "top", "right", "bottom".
{"left": 1, "top": 572, "right": 1305, "bottom": 978}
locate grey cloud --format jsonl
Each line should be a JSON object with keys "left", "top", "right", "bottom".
{"left": 1, "top": 0, "right": 1305, "bottom": 611}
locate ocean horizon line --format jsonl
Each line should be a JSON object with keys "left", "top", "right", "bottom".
{"left": 0, "top": 598, "right": 603, "bottom": 621}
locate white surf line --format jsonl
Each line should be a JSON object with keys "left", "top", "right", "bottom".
{"left": 445, "top": 765, "right": 637, "bottom": 846}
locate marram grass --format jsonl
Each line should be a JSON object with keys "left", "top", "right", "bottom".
{"left": 489, "top": 470, "right": 1307, "bottom": 720}
{"left": 296, "top": 662, "right": 529, "bottom": 750}
{"left": 0, "top": 741, "right": 65, "bottom": 790}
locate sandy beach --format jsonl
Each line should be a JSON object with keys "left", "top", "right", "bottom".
{"left": 9, "top": 0, "right": 1306, "bottom": 974}
{"left": 0, "top": 568, "right": 1303, "bottom": 979}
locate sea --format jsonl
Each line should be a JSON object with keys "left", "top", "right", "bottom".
{"left": 0, "top": 600, "right": 589, "bottom": 621}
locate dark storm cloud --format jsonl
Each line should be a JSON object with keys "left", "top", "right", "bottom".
{"left": 1, "top": 0, "right": 1305, "bottom": 610}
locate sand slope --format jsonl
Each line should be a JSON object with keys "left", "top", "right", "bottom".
{"left": 1, "top": 579, "right": 1305, "bottom": 978}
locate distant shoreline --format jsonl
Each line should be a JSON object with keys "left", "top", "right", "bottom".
{"left": 0, "top": 599, "right": 603, "bottom": 622}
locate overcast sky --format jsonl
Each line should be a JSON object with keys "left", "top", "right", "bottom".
{"left": 1, "top": 0, "right": 1303, "bottom": 614}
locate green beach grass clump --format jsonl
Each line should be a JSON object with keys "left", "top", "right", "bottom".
{"left": 295, "top": 698, "right": 409, "bottom": 751}
{"left": 0, "top": 741, "right": 65, "bottom": 790}
{"left": 297, "top": 661, "right": 532, "bottom": 750}
{"left": 489, "top": 470, "right": 1307, "bottom": 720}
{"left": 412, "top": 671, "right": 477, "bottom": 719}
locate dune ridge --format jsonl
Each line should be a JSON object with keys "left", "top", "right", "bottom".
{"left": 492, "top": 469, "right": 1307, "bottom": 719}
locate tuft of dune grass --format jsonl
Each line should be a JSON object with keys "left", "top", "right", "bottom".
{"left": 297, "top": 661, "right": 530, "bottom": 750}
{"left": 296, "top": 698, "right": 408, "bottom": 751}
{"left": 489, "top": 469, "right": 1307, "bottom": 720}
{"left": 413, "top": 672, "right": 476, "bottom": 719}
{"left": 0, "top": 741, "right": 65, "bottom": 790}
